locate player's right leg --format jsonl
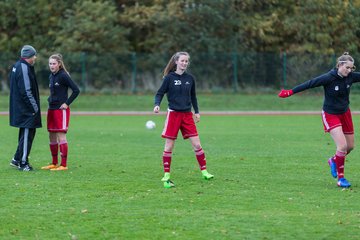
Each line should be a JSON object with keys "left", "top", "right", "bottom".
{"left": 161, "top": 139, "right": 175, "bottom": 187}
{"left": 42, "top": 132, "right": 59, "bottom": 170}
{"left": 329, "top": 127, "right": 349, "bottom": 187}
{"left": 160, "top": 112, "right": 180, "bottom": 188}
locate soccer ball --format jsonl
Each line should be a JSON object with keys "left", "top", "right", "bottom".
{"left": 145, "top": 120, "right": 156, "bottom": 130}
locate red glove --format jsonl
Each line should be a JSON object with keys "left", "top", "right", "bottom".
{"left": 278, "top": 89, "right": 293, "bottom": 98}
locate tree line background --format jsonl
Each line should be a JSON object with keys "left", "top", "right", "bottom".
{"left": 1, "top": 0, "right": 360, "bottom": 93}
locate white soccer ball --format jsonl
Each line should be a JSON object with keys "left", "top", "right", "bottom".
{"left": 145, "top": 120, "right": 156, "bottom": 130}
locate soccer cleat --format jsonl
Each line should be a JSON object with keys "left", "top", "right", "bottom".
{"left": 163, "top": 180, "right": 175, "bottom": 188}
{"left": 50, "top": 166, "right": 68, "bottom": 171}
{"left": 18, "top": 164, "right": 33, "bottom": 171}
{"left": 337, "top": 178, "right": 351, "bottom": 188}
{"left": 41, "top": 164, "right": 58, "bottom": 170}
{"left": 10, "top": 159, "right": 20, "bottom": 168}
{"left": 328, "top": 157, "right": 337, "bottom": 178}
{"left": 201, "top": 170, "right": 214, "bottom": 180}
{"left": 161, "top": 172, "right": 171, "bottom": 182}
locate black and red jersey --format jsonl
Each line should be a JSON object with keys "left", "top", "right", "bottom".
{"left": 292, "top": 69, "right": 360, "bottom": 114}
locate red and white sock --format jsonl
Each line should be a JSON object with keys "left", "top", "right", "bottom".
{"left": 49, "top": 142, "right": 58, "bottom": 165}
{"left": 195, "top": 148, "right": 207, "bottom": 170}
{"left": 163, "top": 151, "right": 172, "bottom": 173}
{"left": 59, "top": 140, "right": 68, "bottom": 167}
{"left": 335, "top": 150, "right": 346, "bottom": 179}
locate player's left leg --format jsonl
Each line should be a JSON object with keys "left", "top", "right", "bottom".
{"left": 181, "top": 112, "right": 213, "bottom": 180}
{"left": 330, "top": 127, "right": 350, "bottom": 188}
{"left": 51, "top": 133, "right": 68, "bottom": 171}
{"left": 342, "top": 108, "right": 355, "bottom": 155}
{"left": 334, "top": 109, "right": 354, "bottom": 187}
{"left": 189, "top": 136, "right": 214, "bottom": 180}
{"left": 336, "top": 133, "right": 355, "bottom": 188}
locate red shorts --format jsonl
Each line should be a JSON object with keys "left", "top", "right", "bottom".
{"left": 47, "top": 108, "right": 70, "bottom": 133}
{"left": 162, "top": 111, "right": 198, "bottom": 139}
{"left": 321, "top": 108, "right": 354, "bottom": 134}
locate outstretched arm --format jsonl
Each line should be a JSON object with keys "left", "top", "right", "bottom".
{"left": 278, "top": 71, "right": 332, "bottom": 98}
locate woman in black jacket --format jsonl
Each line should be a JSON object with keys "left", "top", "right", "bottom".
{"left": 154, "top": 52, "right": 214, "bottom": 188}
{"left": 278, "top": 52, "right": 360, "bottom": 188}
{"left": 41, "top": 53, "right": 80, "bottom": 171}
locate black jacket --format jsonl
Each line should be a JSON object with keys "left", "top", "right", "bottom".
{"left": 9, "top": 59, "right": 42, "bottom": 128}
{"left": 48, "top": 69, "right": 80, "bottom": 110}
{"left": 292, "top": 69, "right": 360, "bottom": 114}
{"left": 154, "top": 71, "right": 199, "bottom": 113}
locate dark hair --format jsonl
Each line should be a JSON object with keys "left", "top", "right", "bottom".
{"left": 336, "top": 52, "right": 356, "bottom": 71}
{"left": 163, "top": 52, "right": 190, "bottom": 77}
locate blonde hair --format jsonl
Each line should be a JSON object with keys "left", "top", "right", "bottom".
{"left": 336, "top": 52, "right": 356, "bottom": 71}
{"left": 49, "top": 53, "right": 70, "bottom": 75}
{"left": 163, "top": 52, "right": 190, "bottom": 77}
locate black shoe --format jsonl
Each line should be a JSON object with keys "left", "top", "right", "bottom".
{"left": 18, "top": 164, "right": 33, "bottom": 171}
{"left": 10, "top": 159, "right": 20, "bottom": 167}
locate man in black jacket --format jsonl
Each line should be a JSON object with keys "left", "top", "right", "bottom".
{"left": 9, "top": 45, "right": 42, "bottom": 171}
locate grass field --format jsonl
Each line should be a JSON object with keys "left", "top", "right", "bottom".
{"left": 0, "top": 112, "right": 359, "bottom": 239}
{"left": 0, "top": 93, "right": 360, "bottom": 239}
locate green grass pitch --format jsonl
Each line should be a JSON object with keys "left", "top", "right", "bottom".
{"left": 0, "top": 113, "right": 359, "bottom": 239}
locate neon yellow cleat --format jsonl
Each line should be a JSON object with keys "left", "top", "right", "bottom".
{"left": 201, "top": 170, "right": 214, "bottom": 180}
